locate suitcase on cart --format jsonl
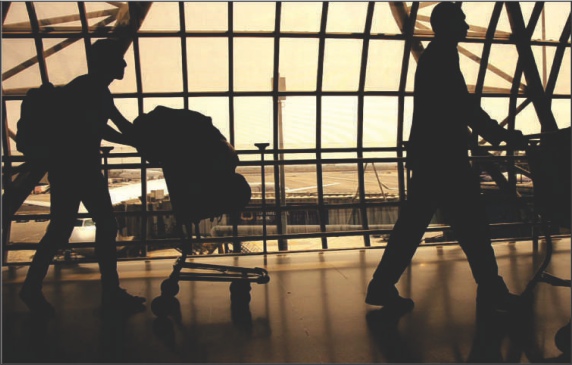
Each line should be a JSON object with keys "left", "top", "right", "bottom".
{"left": 132, "top": 106, "right": 270, "bottom": 316}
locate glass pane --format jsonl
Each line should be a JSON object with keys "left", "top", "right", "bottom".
{"left": 480, "top": 97, "right": 510, "bottom": 129}
{"left": 281, "top": 2, "right": 322, "bottom": 33}
{"left": 233, "top": 2, "right": 275, "bottom": 32}
{"left": 3, "top": 2, "right": 32, "bottom": 31}
{"left": 1, "top": 39, "right": 42, "bottom": 90}
{"left": 541, "top": 3, "right": 571, "bottom": 42}
{"left": 84, "top": 2, "right": 122, "bottom": 30}
{"left": 495, "top": 4, "right": 514, "bottom": 37}
{"left": 187, "top": 38, "right": 229, "bottom": 92}
{"left": 281, "top": 96, "right": 316, "bottom": 149}
{"left": 109, "top": 43, "right": 137, "bottom": 94}
{"left": 554, "top": 48, "right": 571, "bottom": 95}
{"left": 461, "top": 2, "right": 496, "bottom": 39}
{"left": 403, "top": 96, "right": 414, "bottom": 144}
{"left": 35, "top": 2, "right": 82, "bottom": 30}
{"left": 185, "top": 2, "right": 228, "bottom": 32}
{"left": 321, "top": 96, "right": 358, "bottom": 148}
{"left": 233, "top": 38, "right": 274, "bottom": 92}
{"left": 515, "top": 98, "right": 542, "bottom": 135}
{"left": 143, "top": 97, "right": 185, "bottom": 113}
{"left": 139, "top": 2, "right": 180, "bottom": 31}
{"left": 326, "top": 2, "right": 367, "bottom": 34}
{"left": 458, "top": 42, "right": 484, "bottom": 92}
{"left": 43, "top": 38, "right": 87, "bottom": 86}
{"left": 188, "top": 97, "right": 231, "bottom": 141}
{"left": 484, "top": 44, "right": 519, "bottom": 93}
{"left": 234, "top": 97, "right": 273, "bottom": 151}
{"left": 284, "top": 167, "right": 318, "bottom": 197}
{"left": 139, "top": 38, "right": 183, "bottom": 92}
{"left": 322, "top": 39, "right": 362, "bottom": 91}
{"left": 108, "top": 98, "right": 139, "bottom": 155}
{"left": 363, "top": 97, "right": 398, "bottom": 148}
{"left": 5, "top": 101, "right": 23, "bottom": 156}
{"left": 371, "top": 2, "right": 401, "bottom": 35}
{"left": 279, "top": 38, "right": 319, "bottom": 92}
{"left": 365, "top": 40, "right": 404, "bottom": 91}
{"left": 553, "top": 99, "right": 571, "bottom": 129}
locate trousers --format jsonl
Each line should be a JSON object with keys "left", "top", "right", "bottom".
{"left": 372, "top": 163, "right": 500, "bottom": 286}
{"left": 23, "top": 165, "right": 119, "bottom": 290}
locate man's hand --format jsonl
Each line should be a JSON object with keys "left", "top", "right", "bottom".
{"left": 505, "top": 130, "right": 527, "bottom": 150}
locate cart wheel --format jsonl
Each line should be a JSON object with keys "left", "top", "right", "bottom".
{"left": 230, "top": 280, "right": 251, "bottom": 304}
{"left": 151, "top": 295, "right": 178, "bottom": 317}
{"left": 161, "top": 278, "right": 180, "bottom": 297}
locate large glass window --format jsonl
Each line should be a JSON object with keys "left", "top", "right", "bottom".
{"left": 2, "top": 2, "right": 570, "bottom": 262}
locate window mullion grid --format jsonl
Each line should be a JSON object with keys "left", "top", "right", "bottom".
{"left": 546, "top": 13, "right": 571, "bottom": 100}
{"left": 272, "top": 2, "right": 287, "bottom": 251}
{"left": 179, "top": 2, "right": 189, "bottom": 110}
{"left": 505, "top": 2, "right": 558, "bottom": 132}
{"left": 128, "top": 3, "right": 148, "bottom": 251}
{"left": 2, "top": 99, "right": 13, "bottom": 263}
{"left": 315, "top": 2, "right": 328, "bottom": 249}
{"left": 26, "top": 2, "right": 49, "bottom": 83}
{"left": 228, "top": 3, "right": 235, "bottom": 149}
{"left": 396, "top": 2, "right": 419, "bottom": 206}
{"left": 356, "top": 1, "right": 375, "bottom": 247}
{"left": 77, "top": 2, "right": 92, "bottom": 70}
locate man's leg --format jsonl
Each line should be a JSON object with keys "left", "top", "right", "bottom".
{"left": 81, "top": 169, "right": 145, "bottom": 311}
{"left": 442, "top": 169, "right": 519, "bottom": 311}
{"left": 366, "top": 171, "right": 438, "bottom": 306}
{"left": 21, "top": 170, "right": 79, "bottom": 314}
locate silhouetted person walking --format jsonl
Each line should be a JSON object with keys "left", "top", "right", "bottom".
{"left": 366, "top": 2, "right": 525, "bottom": 312}
{"left": 20, "top": 39, "right": 145, "bottom": 315}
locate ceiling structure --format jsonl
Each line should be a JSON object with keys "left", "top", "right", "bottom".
{"left": 2, "top": 2, "right": 570, "bottom": 154}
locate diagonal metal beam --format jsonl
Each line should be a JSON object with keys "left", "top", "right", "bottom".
{"left": 2, "top": 15, "right": 116, "bottom": 82}
{"left": 546, "top": 12, "right": 571, "bottom": 98}
{"left": 505, "top": 2, "right": 558, "bottom": 132}
{"left": 356, "top": 1, "right": 375, "bottom": 246}
{"left": 389, "top": 2, "right": 424, "bottom": 62}
{"left": 26, "top": 2, "right": 49, "bottom": 84}
{"left": 391, "top": 1, "right": 419, "bottom": 202}
{"left": 315, "top": 2, "right": 329, "bottom": 249}
{"left": 4, "top": 8, "right": 117, "bottom": 29}
{"left": 474, "top": 2, "right": 503, "bottom": 98}
{"left": 2, "top": 2, "right": 11, "bottom": 24}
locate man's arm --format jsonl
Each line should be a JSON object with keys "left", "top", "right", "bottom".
{"left": 466, "top": 96, "right": 526, "bottom": 148}
{"left": 102, "top": 125, "right": 132, "bottom": 145}
{"left": 106, "top": 104, "right": 138, "bottom": 147}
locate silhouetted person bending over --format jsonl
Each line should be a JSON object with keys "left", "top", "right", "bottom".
{"left": 366, "top": 2, "right": 525, "bottom": 312}
{"left": 20, "top": 39, "right": 145, "bottom": 315}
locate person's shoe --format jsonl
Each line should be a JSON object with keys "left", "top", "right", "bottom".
{"left": 477, "top": 277, "right": 521, "bottom": 313}
{"left": 102, "top": 287, "right": 146, "bottom": 313}
{"left": 365, "top": 280, "right": 414, "bottom": 311}
{"left": 19, "top": 288, "right": 55, "bottom": 317}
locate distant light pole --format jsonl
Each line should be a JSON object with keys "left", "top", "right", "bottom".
{"left": 273, "top": 76, "right": 288, "bottom": 251}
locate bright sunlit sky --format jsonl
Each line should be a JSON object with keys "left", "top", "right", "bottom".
{"left": 2, "top": 2, "right": 571, "bottom": 156}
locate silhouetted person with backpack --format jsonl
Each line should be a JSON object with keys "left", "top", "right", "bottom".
{"left": 366, "top": 2, "right": 526, "bottom": 312}
{"left": 20, "top": 39, "right": 145, "bottom": 316}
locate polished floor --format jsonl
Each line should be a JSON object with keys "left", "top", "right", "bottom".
{"left": 2, "top": 238, "right": 571, "bottom": 363}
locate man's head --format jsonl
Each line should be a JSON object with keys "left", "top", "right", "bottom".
{"left": 88, "top": 38, "right": 127, "bottom": 80}
{"left": 430, "top": 2, "right": 469, "bottom": 42}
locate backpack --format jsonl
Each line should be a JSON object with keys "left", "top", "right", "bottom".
{"left": 133, "top": 106, "right": 250, "bottom": 221}
{"left": 133, "top": 106, "right": 239, "bottom": 175}
{"left": 16, "top": 83, "right": 64, "bottom": 160}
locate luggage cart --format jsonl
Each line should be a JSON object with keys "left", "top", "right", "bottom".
{"left": 151, "top": 162, "right": 269, "bottom": 317}
{"left": 522, "top": 128, "right": 571, "bottom": 296}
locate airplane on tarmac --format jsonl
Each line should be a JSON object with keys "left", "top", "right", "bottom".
{"left": 21, "top": 178, "right": 340, "bottom": 246}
